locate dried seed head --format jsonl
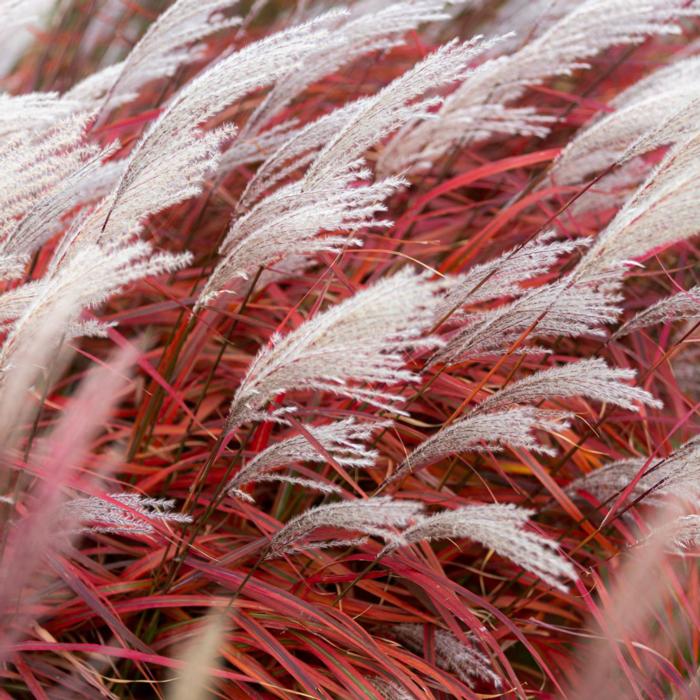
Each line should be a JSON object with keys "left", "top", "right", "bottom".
{"left": 390, "top": 623, "right": 502, "bottom": 688}
{"left": 384, "top": 503, "right": 576, "bottom": 592}
{"left": 227, "top": 418, "right": 388, "bottom": 501}
{"left": 385, "top": 407, "right": 569, "bottom": 487}
{"left": 614, "top": 286, "right": 700, "bottom": 338}
{"left": 568, "top": 436, "right": 700, "bottom": 506}
{"left": 63, "top": 494, "right": 192, "bottom": 535}
{"left": 433, "top": 272, "right": 623, "bottom": 367}
{"left": 267, "top": 497, "right": 425, "bottom": 557}
{"left": 226, "top": 268, "right": 447, "bottom": 431}
{"left": 381, "top": 0, "right": 699, "bottom": 173}
{"left": 475, "top": 358, "right": 661, "bottom": 413}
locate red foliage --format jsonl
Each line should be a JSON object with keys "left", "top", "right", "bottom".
{"left": 1, "top": 2, "right": 699, "bottom": 699}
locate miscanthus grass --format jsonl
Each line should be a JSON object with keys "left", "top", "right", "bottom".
{"left": 0, "top": 0, "right": 698, "bottom": 697}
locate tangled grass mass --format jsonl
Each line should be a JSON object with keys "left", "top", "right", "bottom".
{"left": 1, "top": 0, "right": 700, "bottom": 697}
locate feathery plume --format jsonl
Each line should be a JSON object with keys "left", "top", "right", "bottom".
{"left": 436, "top": 231, "right": 586, "bottom": 317}
{"left": 30, "top": 20, "right": 332, "bottom": 359}
{"left": 229, "top": 102, "right": 364, "bottom": 209}
{"left": 384, "top": 503, "right": 577, "bottom": 592}
{"left": 612, "top": 53, "right": 700, "bottom": 108}
{"left": 227, "top": 418, "right": 386, "bottom": 501}
{"left": 242, "top": 473, "right": 343, "bottom": 497}
{"left": 55, "top": 127, "right": 225, "bottom": 264}
{"left": 673, "top": 344, "right": 700, "bottom": 401}
{"left": 475, "top": 358, "right": 661, "bottom": 413}
{"left": 218, "top": 118, "right": 302, "bottom": 175}
{"left": 6, "top": 143, "right": 120, "bottom": 270}
{"left": 0, "top": 93, "right": 81, "bottom": 137}
{"left": 0, "top": 296, "right": 77, "bottom": 451}
{"left": 614, "top": 286, "right": 700, "bottom": 338}
{"left": 481, "top": 0, "right": 579, "bottom": 46}
{"left": 380, "top": 0, "right": 699, "bottom": 173}
{"left": 238, "top": 1, "right": 456, "bottom": 141}
{"left": 390, "top": 623, "right": 501, "bottom": 688}
{"left": 368, "top": 677, "right": 416, "bottom": 700}
{"left": 63, "top": 494, "right": 192, "bottom": 535}
{"left": 254, "top": 254, "right": 314, "bottom": 291}
{"left": 568, "top": 457, "right": 648, "bottom": 503}
{"left": 576, "top": 129, "right": 700, "bottom": 276}
{"left": 569, "top": 436, "right": 700, "bottom": 505}
{"left": 567, "top": 157, "right": 650, "bottom": 217}
{"left": 489, "top": 0, "right": 696, "bottom": 99}
{"left": 0, "top": 242, "right": 191, "bottom": 373}
{"left": 380, "top": 104, "right": 553, "bottom": 173}
{"left": 0, "top": 111, "right": 106, "bottom": 277}
{"left": 66, "top": 0, "right": 241, "bottom": 110}
{"left": 64, "top": 157, "right": 127, "bottom": 209}
{"left": 650, "top": 515, "right": 700, "bottom": 553}
{"left": 551, "top": 55, "right": 700, "bottom": 185}
{"left": 202, "top": 37, "right": 497, "bottom": 305}
{"left": 205, "top": 37, "right": 500, "bottom": 308}
{"left": 169, "top": 612, "right": 225, "bottom": 700}
{"left": 615, "top": 98, "right": 700, "bottom": 170}
{"left": 225, "top": 268, "right": 446, "bottom": 431}
{"left": 433, "top": 273, "right": 622, "bottom": 366}
{"left": 0, "top": 344, "right": 137, "bottom": 663}
{"left": 267, "top": 497, "right": 424, "bottom": 557}
{"left": 384, "top": 407, "right": 568, "bottom": 486}
{"left": 56, "top": 15, "right": 332, "bottom": 263}
{"left": 196, "top": 164, "right": 404, "bottom": 306}
{"left": 150, "top": 11, "right": 336, "bottom": 131}
{"left": 0, "top": 0, "right": 46, "bottom": 35}
{"left": 308, "top": 36, "right": 499, "bottom": 186}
